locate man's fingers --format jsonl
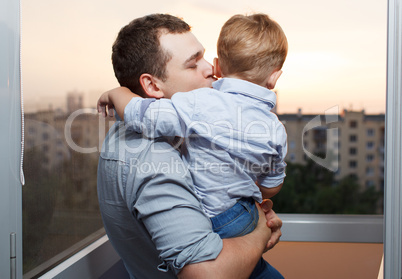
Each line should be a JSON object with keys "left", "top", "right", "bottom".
{"left": 260, "top": 199, "right": 273, "bottom": 213}
{"left": 267, "top": 217, "right": 283, "bottom": 230}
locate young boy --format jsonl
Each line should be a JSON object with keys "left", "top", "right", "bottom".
{"left": 99, "top": 13, "right": 287, "bottom": 244}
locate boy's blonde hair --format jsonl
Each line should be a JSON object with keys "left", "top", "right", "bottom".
{"left": 217, "top": 13, "right": 288, "bottom": 84}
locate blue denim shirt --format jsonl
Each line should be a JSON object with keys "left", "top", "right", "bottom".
{"left": 125, "top": 78, "right": 287, "bottom": 217}
{"left": 97, "top": 121, "right": 222, "bottom": 278}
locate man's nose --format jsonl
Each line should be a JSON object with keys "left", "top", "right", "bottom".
{"left": 201, "top": 59, "right": 214, "bottom": 78}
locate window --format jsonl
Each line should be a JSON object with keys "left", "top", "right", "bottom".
{"left": 289, "top": 140, "right": 295, "bottom": 149}
{"left": 367, "top": 128, "right": 375, "bottom": 136}
{"left": 350, "top": 120, "right": 358, "bottom": 128}
{"left": 367, "top": 141, "right": 375, "bottom": 150}
{"left": 366, "top": 167, "right": 374, "bottom": 176}
{"left": 350, "top": 135, "right": 358, "bottom": 142}
{"left": 366, "top": 180, "right": 375, "bottom": 187}
{"left": 367, "top": 154, "right": 374, "bottom": 162}
{"left": 17, "top": 1, "right": 388, "bottom": 277}
{"left": 349, "top": 160, "right": 357, "bottom": 168}
{"left": 349, "top": 147, "right": 357, "bottom": 155}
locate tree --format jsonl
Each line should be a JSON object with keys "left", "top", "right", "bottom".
{"left": 271, "top": 160, "right": 383, "bottom": 214}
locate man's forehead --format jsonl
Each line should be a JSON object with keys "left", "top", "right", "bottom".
{"left": 159, "top": 32, "right": 204, "bottom": 60}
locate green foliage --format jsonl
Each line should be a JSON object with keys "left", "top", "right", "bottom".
{"left": 271, "top": 160, "right": 383, "bottom": 214}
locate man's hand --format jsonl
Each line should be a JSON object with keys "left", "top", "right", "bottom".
{"left": 260, "top": 199, "right": 282, "bottom": 252}
{"left": 97, "top": 90, "right": 115, "bottom": 118}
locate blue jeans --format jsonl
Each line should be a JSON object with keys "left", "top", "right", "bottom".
{"left": 211, "top": 198, "right": 284, "bottom": 279}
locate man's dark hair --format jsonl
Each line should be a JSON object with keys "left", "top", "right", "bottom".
{"left": 112, "top": 14, "right": 191, "bottom": 96}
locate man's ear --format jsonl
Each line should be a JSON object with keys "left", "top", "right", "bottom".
{"left": 139, "top": 73, "right": 165, "bottom": 98}
{"left": 213, "top": 58, "right": 222, "bottom": 78}
{"left": 266, "top": 70, "right": 283, "bottom": 90}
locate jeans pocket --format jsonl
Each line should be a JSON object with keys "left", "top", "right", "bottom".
{"left": 211, "top": 198, "right": 259, "bottom": 238}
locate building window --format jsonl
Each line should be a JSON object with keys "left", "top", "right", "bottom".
{"left": 290, "top": 153, "right": 296, "bottom": 162}
{"left": 367, "top": 128, "right": 375, "bottom": 136}
{"left": 42, "top": 144, "right": 49, "bottom": 152}
{"left": 366, "top": 180, "right": 375, "bottom": 187}
{"left": 367, "top": 141, "right": 375, "bottom": 150}
{"left": 366, "top": 167, "right": 374, "bottom": 176}
{"left": 350, "top": 120, "right": 358, "bottom": 128}
{"left": 366, "top": 154, "right": 374, "bottom": 162}
{"left": 289, "top": 140, "right": 295, "bottom": 149}
{"left": 349, "top": 147, "right": 357, "bottom": 155}
{"left": 349, "top": 160, "right": 357, "bottom": 168}
{"left": 28, "top": 126, "right": 36, "bottom": 134}
{"left": 349, "top": 135, "right": 357, "bottom": 142}
{"left": 42, "top": 132, "right": 49, "bottom": 141}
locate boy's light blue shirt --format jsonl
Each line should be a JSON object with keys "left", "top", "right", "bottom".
{"left": 125, "top": 78, "right": 287, "bottom": 217}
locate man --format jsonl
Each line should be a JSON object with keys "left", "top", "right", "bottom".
{"left": 97, "top": 14, "right": 282, "bottom": 279}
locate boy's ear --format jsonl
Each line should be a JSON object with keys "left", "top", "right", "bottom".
{"left": 266, "top": 70, "right": 283, "bottom": 90}
{"left": 213, "top": 58, "right": 222, "bottom": 78}
{"left": 139, "top": 73, "right": 165, "bottom": 98}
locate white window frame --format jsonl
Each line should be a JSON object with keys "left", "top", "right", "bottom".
{"left": 383, "top": 0, "right": 402, "bottom": 278}
{"left": 1, "top": 0, "right": 23, "bottom": 278}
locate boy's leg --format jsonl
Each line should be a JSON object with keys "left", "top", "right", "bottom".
{"left": 210, "top": 197, "right": 258, "bottom": 238}
{"left": 210, "top": 198, "right": 284, "bottom": 278}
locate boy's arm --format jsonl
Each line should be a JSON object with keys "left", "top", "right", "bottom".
{"left": 97, "top": 87, "right": 187, "bottom": 138}
{"left": 97, "top": 87, "right": 139, "bottom": 119}
{"left": 257, "top": 182, "right": 283, "bottom": 199}
{"left": 257, "top": 120, "right": 287, "bottom": 199}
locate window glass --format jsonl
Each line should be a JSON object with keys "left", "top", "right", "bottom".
{"left": 350, "top": 120, "right": 358, "bottom": 128}
{"left": 22, "top": 0, "right": 386, "bottom": 274}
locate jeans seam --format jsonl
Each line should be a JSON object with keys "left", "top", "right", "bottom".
{"left": 212, "top": 202, "right": 258, "bottom": 232}
{"left": 212, "top": 209, "right": 250, "bottom": 230}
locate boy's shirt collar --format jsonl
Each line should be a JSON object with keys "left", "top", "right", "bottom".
{"left": 212, "top": 77, "right": 277, "bottom": 109}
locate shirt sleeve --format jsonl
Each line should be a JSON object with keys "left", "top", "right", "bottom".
{"left": 124, "top": 93, "right": 195, "bottom": 139}
{"left": 129, "top": 139, "right": 223, "bottom": 274}
{"left": 257, "top": 121, "right": 288, "bottom": 188}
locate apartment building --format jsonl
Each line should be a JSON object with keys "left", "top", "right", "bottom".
{"left": 279, "top": 109, "right": 385, "bottom": 191}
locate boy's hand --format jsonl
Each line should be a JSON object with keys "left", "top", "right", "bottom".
{"left": 260, "top": 199, "right": 282, "bottom": 252}
{"left": 97, "top": 91, "right": 115, "bottom": 118}
{"left": 97, "top": 87, "right": 139, "bottom": 120}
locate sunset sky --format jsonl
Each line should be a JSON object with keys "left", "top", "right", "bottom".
{"left": 21, "top": 0, "right": 387, "bottom": 114}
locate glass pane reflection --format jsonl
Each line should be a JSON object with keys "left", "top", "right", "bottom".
{"left": 22, "top": 94, "right": 113, "bottom": 274}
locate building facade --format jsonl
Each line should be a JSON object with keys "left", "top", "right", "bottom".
{"left": 280, "top": 109, "right": 385, "bottom": 191}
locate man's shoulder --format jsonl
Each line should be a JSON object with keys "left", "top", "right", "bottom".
{"left": 100, "top": 121, "right": 180, "bottom": 161}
